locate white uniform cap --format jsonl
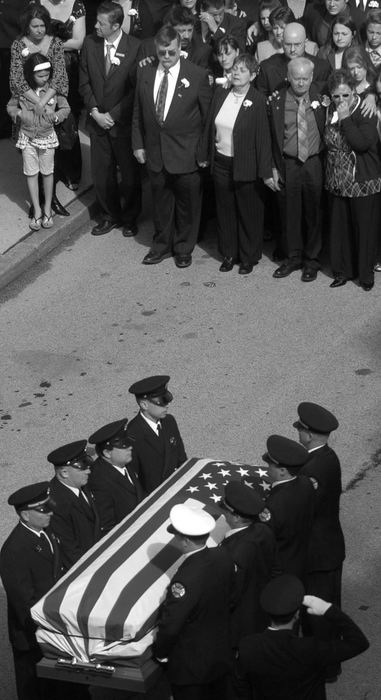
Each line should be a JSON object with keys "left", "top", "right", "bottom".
{"left": 167, "top": 504, "right": 216, "bottom": 536}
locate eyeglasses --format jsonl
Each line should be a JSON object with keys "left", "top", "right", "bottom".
{"left": 157, "top": 49, "right": 178, "bottom": 57}
{"left": 66, "top": 457, "right": 93, "bottom": 471}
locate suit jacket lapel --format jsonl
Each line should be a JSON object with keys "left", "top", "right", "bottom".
{"left": 96, "top": 36, "right": 106, "bottom": 79}
{"left": 272, "top": 88, "right": 287, "bottom": 154}
{"left": 107, "top": 32, "right": 128, "bottom": 80}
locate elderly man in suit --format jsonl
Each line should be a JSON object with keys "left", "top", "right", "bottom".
{"left": 88, "top": 418, "right": 144, "bottom": 533}
{"left": 132, "top": 24, "right": 212, "bottom": 267}
{"left": 127, "top": 375, "right": 187, "bottom": 493}
{"left": 256, "top": 22, "right": 330, "bottom": 97}
{"left": 0, "top": 483, "right": 65, "bottom": 700}
{"left": 267, "top": 57, "right": 326, "bottom": 282}
{"left": 79, "top": 0, "right": 141, "bottom": 237}
{"left": 48, "top": 441, "right": 101, "bottom": 570}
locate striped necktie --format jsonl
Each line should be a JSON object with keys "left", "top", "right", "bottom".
{"left": 155, "top": 69, "right": 169, "bottom": 126}
{"left": 297, "top": 97, "right": 309, "bottom": 163}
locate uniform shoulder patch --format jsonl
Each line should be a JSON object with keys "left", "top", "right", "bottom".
{"left": 259, "top": 508, "right": 271, "bottom": 523}
{"left": 171, "top": 581, "right": 186, "bottom": 598}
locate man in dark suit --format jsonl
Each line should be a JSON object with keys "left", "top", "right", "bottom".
{"left": 263, "top": 434, "right": 315, "bottom": 579}
{"left": 238, "top": 575, "right": 369, "bottom": 700}
{"left": 267, "top": 57, "right": 326, "bottom": 282}
{"left": 0, "top": 482, "right": 65, "bottom": 700}
{"left": 198, "top": 0, "right": 247, "bottom": 52}
{"left": 88, "top": 418, "right": 144, "bottom": 534}
{"left": 79, "top": 1, "right": 141, "bottom": 237}
{"left": 256, "top": 22, "right": 330, "bottom": 97}
{"left": 127, "top": 375, "right": 187, "bottom": 494}
{"left": 132, "top": 24, "right": 212, "bottom": 267}
{"left": 139, "top": 6, "right": 213, "bottom": 71}
{"left": 294, "top": 402, "right": 346, "bottom": 679}
{"left": 48, "top": 441, "right": 101, "bottom": 570}
{"left": 154, "top": 503, "right": 234, "bottom": 700}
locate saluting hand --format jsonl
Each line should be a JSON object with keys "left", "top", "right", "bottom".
{"left": 303, "top": 595, "right": 332, "bottom": 616}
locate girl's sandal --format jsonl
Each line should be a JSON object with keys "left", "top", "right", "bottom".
{"left": 29, "top": 216, "right": 42, "bottom": 231}
{"left": 42, "top": 214, "right": 54, "bottom": 229}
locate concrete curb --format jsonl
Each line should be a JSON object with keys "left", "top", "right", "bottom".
{"left": 0, "top": 187, "right": 96, "bottom": 293}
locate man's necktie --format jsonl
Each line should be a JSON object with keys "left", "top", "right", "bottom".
{"left": 40, "top": 530, "right": 53, "bottom": 555}
{"left": 105, "top": 43, "right": 112, "bottom": 76}
{"left": 370, "top": 50, "right": 381, "bottom": 67}
{"left": 297, "top": 97, "right": 309, "bottom": 163}
{"left": 157, "top": 421, "right": 162, "bottom": 436}
{"left": 155, "top": 69, "right": 169, "bottom": 126}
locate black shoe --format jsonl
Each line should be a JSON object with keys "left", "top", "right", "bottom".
{"left": 301, "top": 267, "right": 317, "bottom": 282}
{"left": 219, "top": 257, "right": 235, "bottom": 272}
{"left": 273, "top": 261, "right": 302, "bottom": 278}
{"left": 142, "top": 250, "right": 167, "bottom": 265}
{"left": 122, "top": 223, "right": 138, "bottom": 237}
{"left": 91, "top": 220, "right": 119, "bottom": 236}
{"left": 61, "top": 176, "right": 79, "bottom": 191}
{"left": 330, "top": 277, "right": 347, "bottom": 288}
{"left": 52, "top": 195, "right": 70, "bottom": 217}
{"left": 239, "top": 262, "right": 253, "bottom": 275}
{"left": 175, "top": 254, "right": 192, "bottom": 268}
{"left": 360, "top": 281, "right": 374, "bottom": 291}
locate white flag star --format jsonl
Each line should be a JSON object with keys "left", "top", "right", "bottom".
{"left": 218, "top": 469, "right": 231, "bottom": 477}
{"left": 199, "top": 473, "right": 212, "bottom": 480}
{"left": 243, "top": 480, "right": 254, "bottom": 488}
{"left": 259, "top": 481, "right": 271, "bottom": 491}
{"left": 204, "top": 482, "right": 217, "bottom": 490}
{"left": 186, "top": 486, "right": 199, "bottom": 493}
{"left": 236, "top": 468, "right": 249, "bottom": 477}
{"left": 210, "top": 493, "right": 222, "bottom": 502}
{"left": 255, "top": 468, "right": 268, "bottom": 478}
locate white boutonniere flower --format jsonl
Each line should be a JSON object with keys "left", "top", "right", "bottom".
{"left": 69, "top": 14, "right": 76, "bottom": 23}
{"left": 180, "top": 50, "right": 188, "bottom": 59}
{"left": 47, "top": 98, "right": 55, "bottom": 105}
{"left": 215, "top": 76, "right": 228, "bottom": 86}
{"left": 369, "top": 0, "right": 379, "bottom": 7}
{"left": 243, "top": 99, "right": 252, "bottom": 109}
{"left": 311, "top": 100, "right": 320, "bottom": 110}
{"left": 111, "top": 56, "right": 120, "bottom": 66}
{"left": 180, "top": 77, "right": 190, "bottom": 88}
{"left": 21, "top": 47, "right": 30, "bottom": 57}
{"left": 128, "top": 8, "right": 138, "bottom": 15}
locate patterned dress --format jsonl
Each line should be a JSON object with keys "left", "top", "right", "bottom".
{"left": 10, "top": 35, "right": 68, "bottom": 98}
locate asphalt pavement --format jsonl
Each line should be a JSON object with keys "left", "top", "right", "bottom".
{"left": 0, "top": 132, "right": 380, "bottom": 699}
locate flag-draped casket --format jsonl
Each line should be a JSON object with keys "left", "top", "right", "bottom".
{"left": 32, "top": 458, "right": 271, "bottom": 663}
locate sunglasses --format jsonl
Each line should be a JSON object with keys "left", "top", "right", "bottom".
{"left": 66, "top": 456, "right": 93, "bottom": 471}
{"left": 157, "top": 49, "right": 178, "bottom": 57}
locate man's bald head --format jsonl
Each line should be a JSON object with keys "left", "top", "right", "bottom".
{"left": 287, "top": 57, "right": 314, "bottom": 96}
{"left": 283, "top": 22, "right": 306, "bottom": 60}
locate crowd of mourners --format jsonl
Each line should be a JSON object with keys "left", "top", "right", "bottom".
{"left": 1, "top": 0, "right": 381, "bottom": 288}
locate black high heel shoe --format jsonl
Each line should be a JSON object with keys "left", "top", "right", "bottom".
{"left": 52, "top": 194, "right": 70, "bottom": 217}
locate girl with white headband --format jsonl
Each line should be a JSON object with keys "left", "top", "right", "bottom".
{"left": 7, "top": 52, "right": 70, "bottom": 231}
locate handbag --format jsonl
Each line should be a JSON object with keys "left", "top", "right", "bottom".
{"left": 56, "top": 112, "right": 78, "bottom": 151}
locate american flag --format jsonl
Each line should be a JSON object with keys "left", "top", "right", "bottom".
{"left": 32, "top": 458, "right": 271, "bottom": 663}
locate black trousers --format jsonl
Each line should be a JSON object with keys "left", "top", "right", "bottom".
{"left": 328, "top": 192, "right": 379, "bottom": 284}
{"left": 0, "top": 48, "right": 12, "bottom": 138}
{"left": 213, "top": 152, "right": 264, "bottom": 265}
{"left": 90, "top": 131, "right": 141, "bottom": 225}
{"left": 148, "top": 167, "right": 202, "bottom": 255}
{"left": 172, "top": 675, "right": 228, "bottom": 700}
{"left": 277, "top": 153, "right": 323, "bottom": 268}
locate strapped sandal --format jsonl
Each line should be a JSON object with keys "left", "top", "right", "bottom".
{"left": 42, "top": 214, "right": 54, "bottom": 229}
{"left": 29, "top": 216, "right": 42, "bottom": 231}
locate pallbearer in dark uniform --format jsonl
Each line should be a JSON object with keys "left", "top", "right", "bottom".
{"left": 263, "top": 435, "right": 315, "bottom": 579}
{"left": 238, "top": 575, "right": 369, "bottom": 700}
{"left": 294, "top": 401, "right": 345, "bottom": 679}
{"left": 0, "top": 482, "right": 64, "bottom": 700}
{"left": 154, "top": 504, "right": 234, "bottom": 700}
{"left": 127, "top": 375, "right": 187, "bottom": 494}
{"left": 48, "top": 441, "right": 101, "bottom": 569}
{"left": 88, "top": 418, "right": 144, "bottom": 534}
{"left": 219, "top": 481, "right": 278, "bottom": 641}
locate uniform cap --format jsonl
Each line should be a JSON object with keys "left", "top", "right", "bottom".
{"left": 47, "top": 440, "right": 90, "bottom": 467}
{"left": 8, "top": 481, "right": 51, "bottom": 511}
{"left": 88, "top": 418, "right": 132, "bottom": 448}
{"left": 220, "top": 481, "right": 265, "bottom": 517}
{"left": 167, "top": 503, "right": 216, "bottom": 536}
{"left": 262, "top": 435, "right": 308, "bottom": 469}
{"left": 260, "top": 574, "right": 305, "bottom": 615}
{"left": 128, "top": 375, "right": 173, "bottom": 405}
{"left": 294, "top": 402, "right": 339, "bottom": 434}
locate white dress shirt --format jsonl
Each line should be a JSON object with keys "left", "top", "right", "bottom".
{"left": 104, "top": 30, "right": 123, "bottom": 61}
{"left": 140, "top": 411, "right": 161, "bottom": 436}
{"left": 153, "top": 60, "right": 181, "bottom": 122}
